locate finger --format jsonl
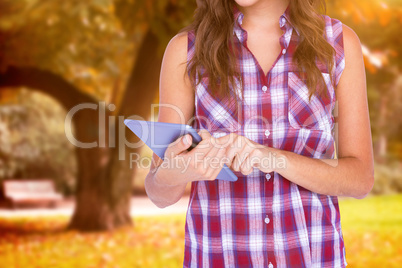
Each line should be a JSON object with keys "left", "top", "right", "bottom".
{"left": 215, "top": 132, "right": 237, "bottom": 148}
{"left": 240, "top": 155, "right": 254, "bottom": 175}
{"left": 225, "top": 139, "right": 246, "bottom": 169}
{"left": 208, "top": 156, "right": 226, "bottom": 181}
{"left": 164, "top": 134, "right": 192, "bottom": 159}
{"left": 224, "top": 145, "right": 238, "bottom": 168}
{"left": 217, "top": 133, "right": 244, "bottom": 163}
{"left": 198, "top": 129, "right": 211, "bottom": 140}
{"left": 233, "top": 145, "right": 250, "bottom": 172}
{"left": 194, "top": 129, "right": 213, "bottom": 151}
{"left": 200, "top": 144, "right": 227, "bottom": 181}
{"left": 204, "top": 139, "right": 226, "bottom": 179}
{"left": 230, "top": 152, "right": 241, "bottom": 172}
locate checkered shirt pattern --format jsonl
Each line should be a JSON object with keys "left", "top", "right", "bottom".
{"left": 183, "top": 3, "right": 347, "bottom": 268}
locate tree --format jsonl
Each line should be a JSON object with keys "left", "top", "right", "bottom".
{"left": 0, "top": 0, "right": 195, "bottom": 231}
{"left": 327, "top": 0, "right": 402, "bottom": 161}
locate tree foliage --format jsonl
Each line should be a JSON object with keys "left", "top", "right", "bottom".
{"left": 0, "top": 0, "right": 133, "bottom": 101}
{"left": 0, "top": 0, "right": 401, "bottom": 231}
{"left": 327, "top": 0, "right": 402, "bottom": 160}
{"left": 0, "top": 0, "right": 196, "bottom": 231}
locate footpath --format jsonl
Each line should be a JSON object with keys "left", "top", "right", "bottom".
{"left": 0, "top": 196, "right": 189, "bottom": 218}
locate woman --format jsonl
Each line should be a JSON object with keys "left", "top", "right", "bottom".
{"left": 144, "top": 0, "right": 374, "bottom": 267}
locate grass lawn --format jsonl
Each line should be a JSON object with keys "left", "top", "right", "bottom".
{"left": 339, "top": 194, "right": 402, "bottom": 268}
{"left": 0, "top": 194, "right": 401, "bottom": 267}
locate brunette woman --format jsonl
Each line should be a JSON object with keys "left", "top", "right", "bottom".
{"left": 145, "top": 0, "right": 374, "bottom": 267}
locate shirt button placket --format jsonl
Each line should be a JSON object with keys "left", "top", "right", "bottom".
{"left": 263, "top": 123, "right": 275, "bottom": 265}
{"left": 264, "top": 215, "right": 270, "bottom": 224}
{"left": 259, "top": 70, "right": 275, "bottom": 266}
{"left": 264, "top": 130, "right": 271, "bottom": 182}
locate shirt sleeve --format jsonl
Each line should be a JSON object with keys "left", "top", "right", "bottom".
{"left": 331, "top": 18, "right": 346, "bottom": 88}
{"left": 187, "top": 30, "right": 196, "bottom": 81}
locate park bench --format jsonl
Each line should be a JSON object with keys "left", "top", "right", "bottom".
{"left": 1, "top": 180, "right": 63, "bottom": 209}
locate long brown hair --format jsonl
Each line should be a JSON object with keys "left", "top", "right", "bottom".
{"left": 180, "top": 0, "right": 335, "bottom": 104}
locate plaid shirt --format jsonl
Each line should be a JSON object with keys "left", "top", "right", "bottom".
{"left": 184, "top": 3, "right": 347, "bottom": 267}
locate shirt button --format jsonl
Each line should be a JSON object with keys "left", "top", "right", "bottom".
{"left": 264, "top": 216, "right": 270, "bottom": 224}
{"left": 265, "top": 173, "right": 271, "bottom": 181}
{"left": 264, "top": 129, "right": 270, "bottom": 137}
{"left": 262, "top": 85, "right": 267, "bottom": 92}
{"left": 282, "top": 48, "right": 287, "bottom": 55}
{"left": 269, "top": 262, "right": 274, "bottom": 268}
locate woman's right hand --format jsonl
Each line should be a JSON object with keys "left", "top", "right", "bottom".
{"left": 154, "top": 129, "right": 229, "bottom": 186}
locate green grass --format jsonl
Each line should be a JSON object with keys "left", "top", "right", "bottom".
{"left": 339, "top": 194, "right": 402, "bottom": 268}
{"left": 0, "top": 194, "right": 401, "bottom": 267}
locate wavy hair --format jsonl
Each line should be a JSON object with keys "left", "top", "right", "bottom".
{"left": 180, "top": 0, "right": 335, "bottom": 105}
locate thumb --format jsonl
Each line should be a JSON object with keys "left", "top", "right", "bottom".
{"left": 165, "top": 134, "right": 192, "bottom": 158}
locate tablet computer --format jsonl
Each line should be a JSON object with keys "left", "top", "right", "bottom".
{"left": 124, "top": 119, "right": 238, "bottom": 182}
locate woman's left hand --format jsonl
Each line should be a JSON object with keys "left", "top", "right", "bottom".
{"left": 215, "top": 133, "right": 278, "bottom": 176}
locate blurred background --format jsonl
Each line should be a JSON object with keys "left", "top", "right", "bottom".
{"left": 0, "top": 0, "right": 401, "bottom": 267}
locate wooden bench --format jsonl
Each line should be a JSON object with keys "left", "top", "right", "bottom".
{"left": 1, "top": 180, "right": 63, "bottom": 209}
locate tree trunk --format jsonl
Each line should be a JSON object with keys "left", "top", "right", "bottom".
{"left": 374, "top": 94, "right": 387, "bottom": 162}
{"left": 0, "top": 29, "right": 162, "bottom": 232}
{"left": 67, "top": 107, "right": 134, "bottom": 231}
{"left": 0, "top": 67, "right": 123, "bottom": 231}
{"left": 69, "top": 29, "right": 162, "bottom": 231}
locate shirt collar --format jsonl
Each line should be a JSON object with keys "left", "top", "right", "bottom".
{"left": 232, "top": 3, "right": 299, "bottom": 40}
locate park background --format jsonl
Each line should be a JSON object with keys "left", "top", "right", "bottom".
{"left": 0, "top": 0, "right": 401, "bottom": 267}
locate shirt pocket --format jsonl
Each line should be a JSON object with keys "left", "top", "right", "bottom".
{"left": 287, "top": 71, "right": 334, "bottom": 131}
{"left": 195, "top": 77, "right": 242, "bottom": 134}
